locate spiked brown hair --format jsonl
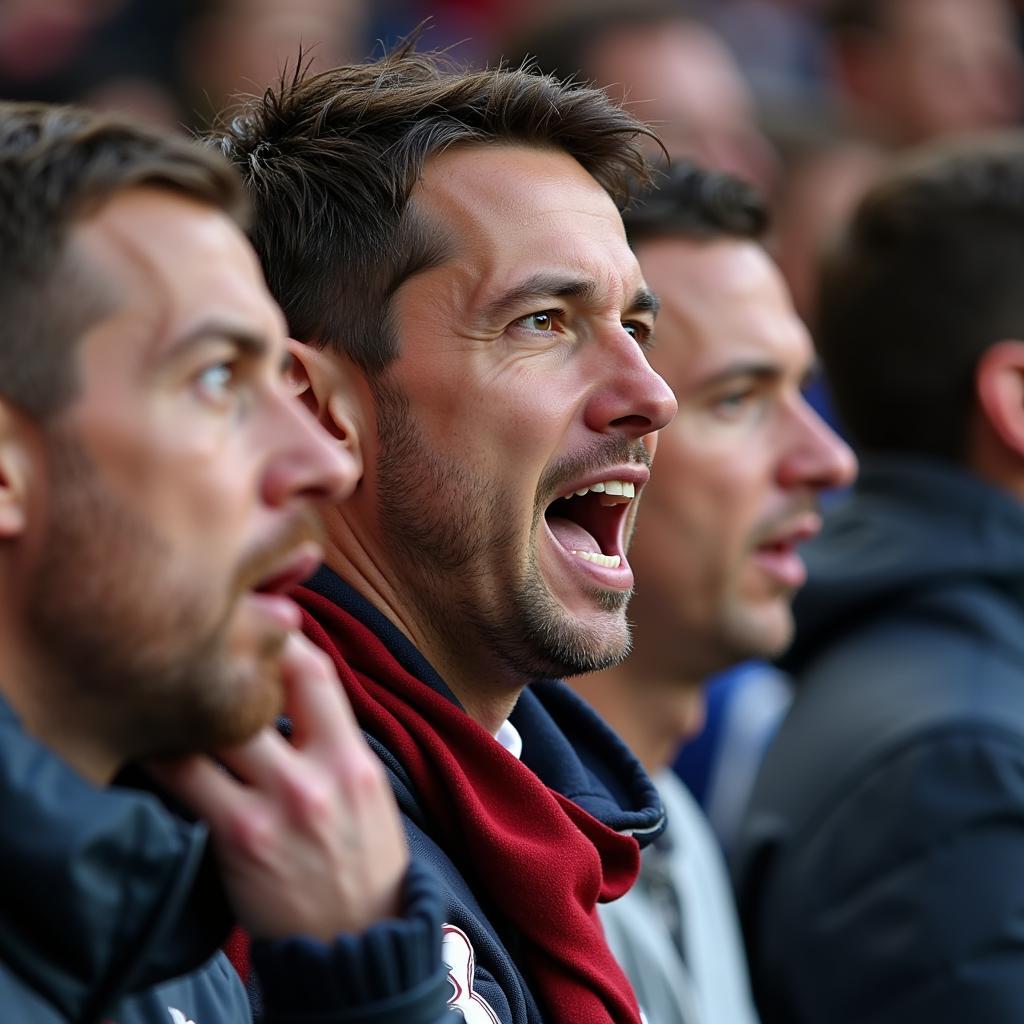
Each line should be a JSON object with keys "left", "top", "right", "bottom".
{"left": 213, "top": 41, "right": 657, "bottom": 373}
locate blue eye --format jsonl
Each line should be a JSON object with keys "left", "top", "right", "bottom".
{"left": 623, "top": 321, "right": 653, "bottom": 348}
{"left": 195, "top": 362, "right": 235, "bottom": 402}
{"left": 713, "top": 389, "right": 757, "bottom": 418}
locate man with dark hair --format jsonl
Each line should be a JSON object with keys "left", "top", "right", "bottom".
{"left": 577, "top": 164, "right": 854, "bottom": 1024}
{"left": 216, "top": 43, "right": 677, "bottom": 1024}
{"left": 824, "top": 0, "right": 1021, "bottom": 147}
{"left": 0, "top": 100, "right": 449, "bottom": 1023}
{"left": 735, "top": 133, "right": 1024, "bottom": 1023}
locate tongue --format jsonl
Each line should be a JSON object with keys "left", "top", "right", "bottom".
{"left": 547, "top": 515, "right": 601, "bottom": 555}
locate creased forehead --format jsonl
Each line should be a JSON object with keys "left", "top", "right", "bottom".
{"left": 416, "top": 143, "right": 626, "bottom": 241}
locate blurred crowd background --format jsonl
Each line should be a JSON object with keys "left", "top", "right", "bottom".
{"left": 7, "top": 0, "right": 1023, "bottom": 853}
{"left": 6, "top": 0, "right": 1023, "bottom": 375}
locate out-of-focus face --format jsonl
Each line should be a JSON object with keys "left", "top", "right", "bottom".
{"left": 864, "top": 0, "right": 1022, "bottom": 144}
{"left": 585, "top": 20, "right": 780, "bottom": 195}
{"left": 357, "top": 144, "right": 677, "bottom": 685}
{"left": 22, "top": 187, "right": 354, "bottom": 766}
{"left": 626, "top": 236, "right": 856, "bottom": 679}
{"left": 186, "top": 0, "right": 368, "bottom": 121}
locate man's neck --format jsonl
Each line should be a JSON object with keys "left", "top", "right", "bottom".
{"left": 0, "top": 633, "right": 117, "bottom": 785}
{"left": 319, "top": 537, "right": 524, "bottom": 736}
{"left": 576, "top": 660, "right": 705, "bottom": 775}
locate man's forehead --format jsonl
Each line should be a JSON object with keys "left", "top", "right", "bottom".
{"left": 408, "top": 144, "right": 642, "bottom": 308}
{"left": 416, "top": 143, "right": 625, "bottom": 233}
{"left": 640, "top": 235, "right": 764, "bottom": 290}
{"left": 73, "top": 188, "right": 283, "bottom": 360}
{"left": 640, "top": 237, "right": 811, "bottom": 377}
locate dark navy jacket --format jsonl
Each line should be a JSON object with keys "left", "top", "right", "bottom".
{"left": 734, "top": 456, "right": 1024, "bottom": 1024}
{"left": 0, "top": 698, "right": 450, "bottom": 1024}
{"left": 306, "top": 568, "right": 665, "bottom": 1024}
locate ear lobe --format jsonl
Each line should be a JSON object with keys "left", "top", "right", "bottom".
{"left": 0, "top": 402, "right": 33, "bottom": 539}
{"left": 975, "top": 340, "right": 1024, "bottom": 459}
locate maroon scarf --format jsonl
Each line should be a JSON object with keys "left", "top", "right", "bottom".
{"left": 296, "top": 585, "right": 643, "bottom": 1023}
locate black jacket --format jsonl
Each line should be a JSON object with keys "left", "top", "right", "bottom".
{"left": 733, "top": 456, "right": 1024, "bottom": 1024}
{"left": 0, "top": 698, "right": 450, "bottom": 1024}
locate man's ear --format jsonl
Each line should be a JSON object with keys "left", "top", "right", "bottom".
{"left": 287, "top": 340, "right": 365, "bottom": 480}
{"left": 975, "top": 340, "right": 1024, "bottom": 460}
{"left": 0, "top": 401, "right": 33, "bottom": 539}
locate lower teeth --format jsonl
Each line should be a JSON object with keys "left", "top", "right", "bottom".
{"left": 572, "top": 550, "right": 621, "bottom": 569}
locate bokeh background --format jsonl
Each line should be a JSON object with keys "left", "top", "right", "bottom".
{"left": 6, "top": 0, "right": 1022, "bottom": 342}
{"left": 8, "top": 0, "right": 1023, "bottom": 848}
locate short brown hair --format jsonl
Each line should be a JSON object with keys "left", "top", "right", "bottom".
{"left": 817, "top": 132, "right": 1024, "bottom": 461}
{"left": 0, "top": 101, "right": 246, "bottom": 418}
{"left": 212, "top": 41, "right": 656, "bottom": 373}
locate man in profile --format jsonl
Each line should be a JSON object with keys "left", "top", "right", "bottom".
{"left": 217, "top": 44, "right": 677, "bottom": 1023}
{"left": 0, "top": 100, "right": 448, "bottom": 1023}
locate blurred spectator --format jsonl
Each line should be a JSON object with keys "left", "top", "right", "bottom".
{"left": 182, "top": 0, "right": 370, "bottom": 128}
{"left": 775, "top": 0, "right": 1024, "bottom": 324}
{"left": 828, "top": 0, "right": 1022, "bottom": 146}
{"left": 735, "top": 130, "right": 1024, "bottom": 1024}
{"left": 578, "top": 163, "right": 854, "bottom": 1024}
{"left": 498, "top": 0, "right": 781, "bottom": 196}
{"left": 0, "top": 0, "right": 188, "bottom": 126}
{"left": 0, "top": 0, "right": 375, "bottom": 131}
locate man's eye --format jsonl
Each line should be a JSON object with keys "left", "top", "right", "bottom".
{"left": 623, "top": 321, "right": 653, "bottom": 347}
{"left": 516, "top": 311, "right": 558, "bottom": 332}
{"left": 195, "top": 362, "right": 236, "bottom": 402}
{"left": 715, "top": 389, "right": 754, "bottom": 415}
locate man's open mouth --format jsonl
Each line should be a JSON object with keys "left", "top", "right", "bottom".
{"left": 240, "top": 541, "right": 324, "bottom": 633}
{"left": 250, "top": 542, "right": 323, "bottom": 596}
{"left": 543, "top": 477, "right": 638, "bottom": 571}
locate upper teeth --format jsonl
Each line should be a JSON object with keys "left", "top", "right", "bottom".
{"left": 572, "top": 550, "right": 622, "bottom": 569}
{"left": 567, "top": 480, "right": 635, "bottom": 499}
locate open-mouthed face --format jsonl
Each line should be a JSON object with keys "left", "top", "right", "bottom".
{"left": 361, "top": 144, "right": 677, "bottom": 687}
{"left": 20, "top": 187, "right": 354, "bottom": 771}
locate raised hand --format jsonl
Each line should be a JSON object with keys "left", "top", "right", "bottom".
{"left": 149, "top": 632, "right": 408, "bottom": 940}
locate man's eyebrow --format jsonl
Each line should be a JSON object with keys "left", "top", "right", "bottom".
{"left": 626, "top": 287, "right": 660, "bottom": 318}
{"left": 477, "top": 274, "right": 598, "bottom": 324}
{"left": 699, "top": 361, "right": 782, "bottom": 389}
{"left": 477, "top": 275, "right": 661, "bottom": 325}
{"left": 161, "top": 320, "right": 272, "bottom": 362}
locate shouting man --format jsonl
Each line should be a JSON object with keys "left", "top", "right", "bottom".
{"left": 216, "top": 44, "right": 678, "bottom": 1023}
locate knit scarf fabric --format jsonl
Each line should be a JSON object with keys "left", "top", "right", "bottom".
{"left": 295, "top": 584, "right": 644, "bottom": 1024}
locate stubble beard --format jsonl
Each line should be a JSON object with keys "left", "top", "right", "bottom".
{"left": 25, "top": 435, "right": 284, "bottom": 767}
{"left": 372, "top": 378, "right": 637, "bottom": 682}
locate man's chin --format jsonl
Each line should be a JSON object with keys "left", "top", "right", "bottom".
{"left": 181, "top": 638, "right": 287, "bottom": 752}
{"left": 509, "top": 591, "right": 634, "bottom": 679}
{"left": 724, "top": 600, "right": 795, "bottom": 665}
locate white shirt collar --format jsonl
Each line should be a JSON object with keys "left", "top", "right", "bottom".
{"left": 494, "top": 718, "right": 523, "bottom": 760}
